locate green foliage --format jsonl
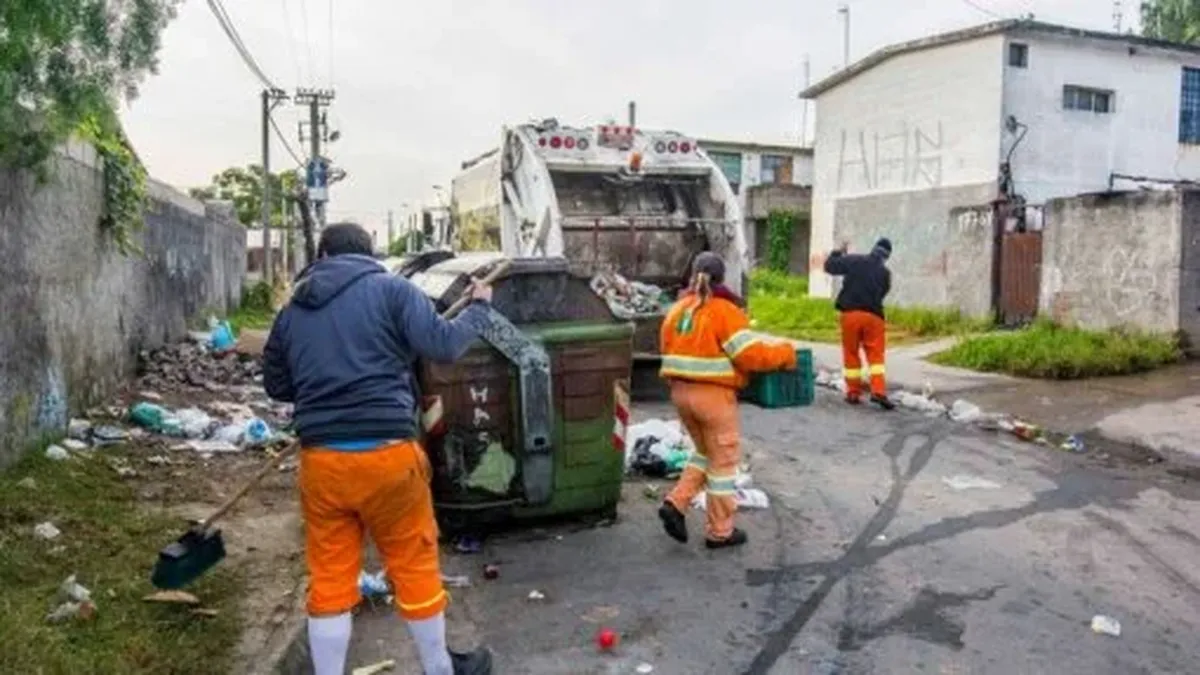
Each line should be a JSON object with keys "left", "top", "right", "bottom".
{"left": 388, "top": 236, "right": 409, "bottom": 257}
{"left": 0, "top": 1, "right": 181, "bottom": 172}
{"left": 747, "top": 269, "right": 989, "bottom": 343}
{"left": 78, "top": 108, "right": 147, "bottom": 254}
{"left": 190, "top": 165, "right": 300, "bottom": 228}
{"left": 765, "top": 209, "right": 798, "bottom": 272}
{"left": 227, "top": 281, "right": 276, "bottom": 331}
{"left": 1140, "top": 0, "right": 1200, "bottom": 42}
{"left": 931, "top": 320, "right": 1182, "bottom": 379}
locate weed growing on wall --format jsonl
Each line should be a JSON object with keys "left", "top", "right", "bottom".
{"left": 766, "top": 210, "right": 797, "bottom": 272}
{"left": 78, "top": 110, "right": 148, "bottom": 255}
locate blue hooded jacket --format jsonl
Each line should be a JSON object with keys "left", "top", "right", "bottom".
{"left": 262, "top": 254, "right": 490, "bottom": 447}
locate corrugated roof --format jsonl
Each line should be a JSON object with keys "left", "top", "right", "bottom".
{"left": 696, "top": 138, "right": 812, "bottom": 155}
{"left": 799, "top": 19, "right": 1200, "bottom": 99}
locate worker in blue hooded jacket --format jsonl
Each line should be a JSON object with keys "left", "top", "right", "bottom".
{"left": 264, "top": 223, "right": 493, "bottom": 675}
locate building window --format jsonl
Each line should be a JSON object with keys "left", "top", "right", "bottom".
{"left": 1062, "top": 85, "right": 1113, "bottom": 113}
{"left": 761, "top": 154, "right": 793, "bottom": 184}
{"left": 1180, "top": 67, "right": 1200, "bottom": 144}
{"left": 1008, "top": 42, "right": 1028, "bottom": 68}
{"left": 709, "top": 151, "right": 742, "bottom": 193}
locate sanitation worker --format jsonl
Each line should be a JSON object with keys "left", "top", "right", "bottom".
{"left": 264, "top": 223, "right": 493, "bottom": 675}
{"left": 823, "top": 237, "right": 896, "bottom": 410}
{"left": 656, "top": 252, "right": 797, "bottom": 549}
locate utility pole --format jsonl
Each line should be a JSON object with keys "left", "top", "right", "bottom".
{"left": 800, "top": 55, "right": 811, "bottom": 147}
{"left": 838, "top": 3, "right": 850, "bottom": 68}
{"left": 1112, "top": 0, "right": 1123, "bottom": 32}
{"left": 387, "top": 209, "right": 395, "bottom": 250}
{"left": 295, "top": 87, "right": 336, "bottom": 232}
{"left": 260, "top": 88, "right": 288, "bottom": 288}
{"left": 628, "top": 100, "right": 637, "bottom": 128}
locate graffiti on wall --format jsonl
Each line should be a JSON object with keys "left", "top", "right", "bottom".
{"left": 1102, "top": 248, "right": 1161, "bottom": 319}
{"left": 836, "top": 121, "right": 943, "bottom": 195}
{"left": 36, "top": 367, "right": 67, "bottom": 432}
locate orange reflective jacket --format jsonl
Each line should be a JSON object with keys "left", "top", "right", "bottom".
{"left": 659, "top": 293, "right": 797, "bottom": 389}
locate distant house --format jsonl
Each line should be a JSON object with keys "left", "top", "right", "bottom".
{"left": 696, "top": 139, "right": 813, "bottom": 273}
{"left": 802, "top": 19, "right": 1200, "bottom": 302}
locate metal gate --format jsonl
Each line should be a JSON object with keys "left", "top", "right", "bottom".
{"left": 995, "top": 231, "right": 1042, "bottom": 327}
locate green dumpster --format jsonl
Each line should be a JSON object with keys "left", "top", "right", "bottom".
{"left": 407, "top": 255, "right": 634, "bottom": 533}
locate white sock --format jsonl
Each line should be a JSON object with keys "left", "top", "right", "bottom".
{"left": 308, "top": 613, "right": 352, "bottom": 675}
{"left": 406, "top": 612, "right": 453, "bottom": 675}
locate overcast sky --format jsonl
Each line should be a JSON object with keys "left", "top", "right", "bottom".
{"left": 121, "top": 0, "right": 1126, "bottom": 237}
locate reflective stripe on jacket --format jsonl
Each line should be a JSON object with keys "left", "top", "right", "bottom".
{"left": 659, "top": 294, "right": 797, "bottom": 389}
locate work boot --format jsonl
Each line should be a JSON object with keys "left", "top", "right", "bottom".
{"left": 450, "top": 647, "right": 493, "bottom": 675}
{"left": 845, "top": 393, "right": 862, "bottom": 405}
{"left": 705, "top": 528, "right": 748, "bottom": 550}
{"left": 658, "top": 501, "right": 688, "bottom": 543}
{"left": 870, "top": 393, "right": 896, "bottom": 411}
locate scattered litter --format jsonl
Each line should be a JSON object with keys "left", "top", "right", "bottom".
{"left": 34, "top": 522, "right": 62, "bottom": 540}
{"left": 143, "top": 590, "right": 201, "bottom": 606}
{"left": 67, "top": 419, "right": 91, "bottom": 440}
{"left": 139, "top": 391, "right": 164, "bottom": 402}
{"left": 1091, "top": 615, "right": 1121, "bottom": 637}
{"left": 111, "top": 460, "right": 138, "bottom": 478}
{"left": 191, "top": 608, "right": 221, "bottom": 618}
{"left": 1061, "top": 435, "right": 1086, "bottom": 453}
{"left": 442, "top": 574, "right": 472, "bottom": 588}
{"left": 590, "top": 271, "right": 671, "bottom": 320}
{"left": 62, "top": 439, "right": 89, "bottom": 452}
{"left": 45, "top": 576, "right": 95, "bottom": 623}
{"left": 129, "top": 401, "right": 184, "bottom": 436}
{"left": 147, "top": 455, "right": 170, "bottom": 466}
{"left": 921, "top": 381, "right": 936, "bottom": 399}
{"left": 59, "top": 575, "right": 92, "bottom": 604}
{"left": 948, "top": 400, "right": 983, "bottom": 423}
{"left": 581, "top": 605, "right": 620, "bottom": 623}
{"left": 527, "top": 590, "right": 546, "bottom": 601}
{"left": 875, "top": 534, "right": 887, "bottom": 542}
{"left": 454, "top": 535, "right": 482, "bottom": 554}
{"left": 92, "top": 425, "right": 130, "bottom": 446}
{"left": 209, "top": 319, "right": 237, "bottom": 355}
{"left": 483, "top": 564, "right": 500, "bottom": 580}
{"left": 182, "top": 440, "right": 241, "bottom": 454}
{"left": 942, "top": 475, "right": 1002, "bottom": 491}
{"left": 596, "top": 627, "right": 619, "bottom": 651}
{"left": 642, "top": 483, "right": 661, "bottom": 500}
{"left": 359, "top": 571, "right": 390, "bottom": 598}
{"left": 894, "top": 391, "right": 947, "bottom": 416}
{"left": 243, "top": 417, "right": 274, "bottom": 446}
{"left": 636, "top": 663, "right": 655, "bottom": 674}
{"left": 45, "top": 445, "right": 70, "bottom": 461}
{"left": 625, "top": 418, "right": 693, "bottom": 477}
{"left": 174, "top": 408, "right": 215, "bottom": 438}
{"left": 691, "top": 488, "right": 770, "bottom": 511}
{"left": 352, "top": 660, "right": 396, "bottom": 675}
{"left": 17, "top": 477, "right": 37, "bottom": 490}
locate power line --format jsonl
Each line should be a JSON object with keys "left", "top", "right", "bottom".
{"left": 958, "top": 0, "right": 1006, "bottom": 20}
{"left": 269, "top": 111, "right": 306, "bottom": 168}
{"left": 298, "top": 0, "right": 316, "bottom": 82}
{"left": 327, "top": 0, "right": 335, "bottom": 88}
{"left": 206, "top": 0, "right": 279, "bottom": 90}
{"left": 279, "top": 0, "right": 302, "bottom": 86}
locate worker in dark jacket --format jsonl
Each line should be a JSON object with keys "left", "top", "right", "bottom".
{"left": 264, "top": 223, "right": 493, "bottom": 675}
{"left": 823, "top": 237, "right": 895, "bottom": 410}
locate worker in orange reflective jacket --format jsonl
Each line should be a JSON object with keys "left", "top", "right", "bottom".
{"left": 656, "top": 252, "right": 797, "bottom": 549}
{"left": 824, "top": 237, "right": 896, "bottom": 410}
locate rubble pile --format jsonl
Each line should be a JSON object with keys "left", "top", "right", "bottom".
{"left": 136, "top": 339, "right": 263, "bottom": 392}
{"left": 590, "top": 271, "right": 672, "bottom": 320}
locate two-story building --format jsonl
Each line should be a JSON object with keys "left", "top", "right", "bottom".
{"left": 802, "top": 19, "right": 1200, "bottom": 299}
{"left": 697, "top": 139, "right": 814, "bottom": 273}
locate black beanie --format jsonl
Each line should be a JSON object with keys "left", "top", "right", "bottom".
{"left": 873, "top": 237, "right": 892, "bottom": 259}
{"left": 692, "top": 252, "right": 726, "bottom": 284}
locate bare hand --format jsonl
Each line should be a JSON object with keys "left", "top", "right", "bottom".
{"left": 471, "top": 280, "right": 493, "bottom": 303}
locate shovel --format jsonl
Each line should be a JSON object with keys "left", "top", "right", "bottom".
{"left": 150, "top": 258, "right": 512, "bottom": 590}
{"left": 151, "top": 441, "right": 298, "bottom": 589}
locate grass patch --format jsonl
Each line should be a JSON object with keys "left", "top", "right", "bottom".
{"left": 930, "top": 321, "right": 1183, "bottom": 379}
{"left": 747, "top": 269, "right": 989, "bottom": 343}
{"left": 0, "top": 448, "right": 243, "bottom": 675}
{"left": 228, "top": 281, "right": 276, "bottom": 332}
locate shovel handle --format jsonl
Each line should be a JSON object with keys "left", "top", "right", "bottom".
{"left": 198, "top": 441, "right": 298, "bottom": 531}
{"left": 441, "top": 259, "right": 512, "bottom": 319}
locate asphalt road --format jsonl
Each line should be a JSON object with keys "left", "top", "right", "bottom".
{"left": 340, "top": 392, "right": 1200, "bottom": 675}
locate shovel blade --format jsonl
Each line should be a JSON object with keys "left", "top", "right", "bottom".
{"left": 151, "top": 528, "right": 227, "bottom": 590}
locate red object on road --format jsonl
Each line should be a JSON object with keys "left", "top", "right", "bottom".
{"left": 596, "top": 628, "right": 618, "bottom": 651}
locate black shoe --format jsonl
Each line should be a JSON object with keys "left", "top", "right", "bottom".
{"left": 870, "top": 394, "right": 896, "bottom": 411}
{"left": 451, "top": 647, "right": 493, "bottom": 675}
{"left": 705, "top": 528, "right": 748, "bottom": 549}
{"left": 658, "top": 501, "right": 689, "bottom": 543}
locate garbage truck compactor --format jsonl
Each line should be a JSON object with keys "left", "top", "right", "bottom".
{"left": 450, "top": 119, "right": 749, "bottom": 399}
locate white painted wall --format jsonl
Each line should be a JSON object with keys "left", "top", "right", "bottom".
{"left": 809, "top": 34, "right": 1006, "bottom": 297}
{"left": 1003, "top": 31, "right": 1200, "bottom": 203}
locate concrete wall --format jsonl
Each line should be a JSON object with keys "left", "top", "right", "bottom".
{"left": 1040, "top": 191, "right": 1181, "bottom": 335}
{"left": 1003, "top": 31, "right": 1200, "bottom": 203}
{"left": 809, "top": 34, "right": 1006, "bottom": 297}
{"left": 0, "top": 140, "right": 245, "bottom": 466}
{"left": 831, "top": 184, "right": 997, "bottom": 317}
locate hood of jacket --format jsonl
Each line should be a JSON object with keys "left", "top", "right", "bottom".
{"left": 291, "top": 254, "right": 387, "bottom": 310}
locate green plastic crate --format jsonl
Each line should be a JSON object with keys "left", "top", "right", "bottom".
{"left": 743, "top": 348, "right": 815, "bottom": 409}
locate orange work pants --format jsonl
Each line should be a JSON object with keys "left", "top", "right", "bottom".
{"left": 300, "top": 440, "right": 447, "bottom": 620}
{"left": 665, "top": 380, "right": 740, "bottom": 540}
{"left": 840, "top": 310, "right": 887, "bottom": 398}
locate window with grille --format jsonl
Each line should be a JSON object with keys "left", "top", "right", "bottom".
{"left": 760, "top": 154, "right": 792, "bottom": 184}
{"left": 1062, "top": 85, "right": 1113, "bottom": 114}
{"left": 1180, "top": 68, "right": 1200, "bottom": 144}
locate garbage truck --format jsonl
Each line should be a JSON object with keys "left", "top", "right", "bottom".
{"left": 449, "top": 119, "right": 749, "bottom": 398}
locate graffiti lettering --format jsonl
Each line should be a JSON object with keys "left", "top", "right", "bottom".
{"left": 954, "top": 208, "right": 993, "bottom": 233}
{"left": 1102, "top": 249, "right": 1160, "bottom": 318}
{"left": 469, "top": 386, "right": 488, "bottom": 404}
{"left": 836, "top": 121, "right": 943, "bottom": 194}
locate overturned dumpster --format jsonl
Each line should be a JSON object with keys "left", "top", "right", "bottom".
{"left": 407, "top": 254, "right": 634, "bottom": 532}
